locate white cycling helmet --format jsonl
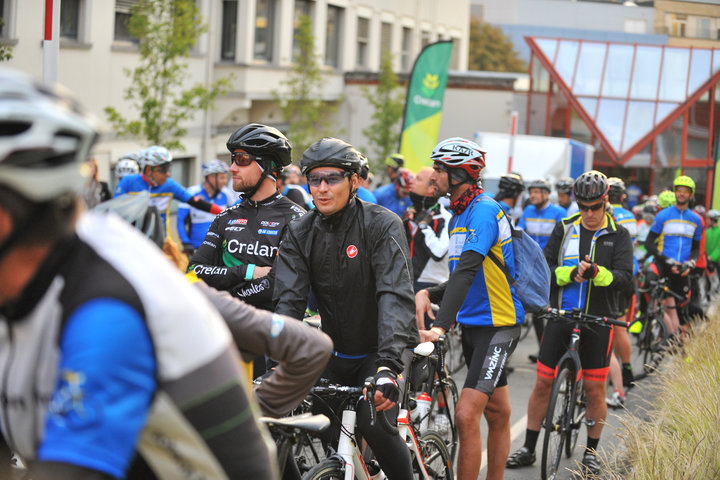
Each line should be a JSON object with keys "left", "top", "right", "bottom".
{"left": 708, "top": 209, "right": 720, "bottom": 221}
{"left": 139, "top": 145, "right": 172, "bottom": 169}
{"left": 430, "top": 137, "right": 486, "bottom": 181}
{"left": 202, "top": 159, "right": 230, "bottom": 177}
{"left": 115, "top": 153, "right": 140, "bottom": 178}
{"left": 0, "top": 68, "right": 98, "bottom": 202}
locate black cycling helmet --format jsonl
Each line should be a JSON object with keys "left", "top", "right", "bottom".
{"left": 300, "top": 137, "right": 365, "bottom": 175}
{"left": 528, "top": 178, "right": 551, "bottom": 192}
{"left": 573, "top": 170, "right": 609, "bottom": 203}
{"left": 498, "top": 173, "right": 525, "bottom": 194}
{"left": 607, "top": 177, "right": 626, "bottom": 203}
{"left": 226, "top": 123, "right": 292, "bottom": 172}
{"left": 555, "top": 177, "right": 574, "bottom": 194}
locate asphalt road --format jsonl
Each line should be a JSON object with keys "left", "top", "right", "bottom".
{"left": 451, "top": 321, "right": 658, "bottom": 480}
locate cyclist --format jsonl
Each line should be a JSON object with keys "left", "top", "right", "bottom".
{"left": 273, "top": 137, "right": 420, "bottom": 480}
{"left": 657, "top": 189, "right": 676, "bottom": 210}
{"left": 356, "top": 155, "right": 378, "bottom": 204}
{"left": 0, "top": 68, "right": 274, "bottom": 479}
{"left": 114, "top": 145, "right": 223, "bottom": 237}
{"left": 494, "top": 172, "right": 525, "bottom": 222}
{"left": 416, "top": 137, "right": 523, "bottom": 480}
{"left": 517, "top": 178, "right": 566, "bottom": 359}
{"left": 707, "top": 209, "right": 720, "bottom": 272}
{"left": 507, "top": 170, "right": 634, "bottom": 476}
{"left": 402, "top": 166, "right": 450, "bottom": 299}
{"left": 188, "top": 124, "right": 305, "bottom": 309}
{"left": 606, "top": 178, "right": 638, "bottom": 395}
{"left": 176, "top": 159, "right": 234, "bottom": 254}
{"left": 277, "top": 164, "right": 313, "bottom": 209}
{"left": 374, "top": 167, "right": 415, "bottom": 217}
{"left": 643, "top": 176, "right": 702, "bottom": 337}
{"left": 555, "top": 176, "right": 579, "bottom": 216}
{"left": 384, "top": 152, "right": 405, "bottom": 184}
{"left": 114, "top": 152, "right": 140, "bottom": 180}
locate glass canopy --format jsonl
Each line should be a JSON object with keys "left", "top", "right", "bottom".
{"left": 526, "top": 37, "right": 720, "bottom": 164}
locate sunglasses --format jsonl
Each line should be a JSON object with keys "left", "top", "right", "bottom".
{"left": 306, "top": 171, "right": 350, "bottom": 187}
{"left": 152, "top": 164, "right": 170, "bottom": 173}
{"left": 231, "top": 151, "right": 262, "bottom": 167}
{"left": 577, "top": 201, "right": 605, "bottom": 212}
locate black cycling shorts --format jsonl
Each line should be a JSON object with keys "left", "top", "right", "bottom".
{"left": 461, "top": 325, "right": 520, "bottom": 396}
{"left": 537, "top": 318, "right": 613, "bottom": 383}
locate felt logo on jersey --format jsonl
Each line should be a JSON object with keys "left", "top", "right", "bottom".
{"left": 225, "top": 226, "right": 245, "bottom": 232}
{"left": 258, "top": 229, "right": 279, "bottom": 235}
{"left": 347, "top": 245, "right": 358, "bottom": 258}
{"left": 260, "top": 220, "right": 280, "bottom": 227}
{"left": 229, "top": 218, "right": 248, "bottom": 225}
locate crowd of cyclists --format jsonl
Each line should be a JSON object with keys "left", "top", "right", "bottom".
{"left": 1, "top": 66, "right": 718, "bottom": 480}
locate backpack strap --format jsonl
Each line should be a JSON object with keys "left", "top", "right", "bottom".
{"left": 487, "top": 208, "right": 519, "bottom": 286}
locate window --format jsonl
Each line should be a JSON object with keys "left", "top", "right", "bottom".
{"left": 356, "top": 17, "right": 369, "bottom": 68}
{"left": 60, "top": 0, "right": 80, "bottom": 40}
{"left": 115, "top": 0, "right": 138, "bottom": 43}
{"left": 221, "top": 1, "right": 237, "bottom": 61}
{"left": 669, "top": 13, "right": 687, "bottom": 37}
{"left": 325, "top": 5, "right": 342, "bottom": 68}
{"left": 421, "top": 30, "right": 431, "bottom": 48}
{"left": 293, "top": 0, "right": 312, "bottom": 59}
{"left": 379, "top": 22, "right": 392, "bottom": 60}
{"left": 401, "top": 26, "right": 412, "bottom": 71}
{"left": 254, "top": 0, "right": 275, "bottom": 62}
{"left": 697, "top": 17, "right": 711, "bottom": 39}
{"left": 0, "top": 0, "right": 6, "bottom": 37}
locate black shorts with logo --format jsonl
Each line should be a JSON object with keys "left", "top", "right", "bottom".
{"left": 461, "top": 324, "right": 521, "bottom": 396}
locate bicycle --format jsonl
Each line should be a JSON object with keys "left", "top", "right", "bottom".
{"left": 302, "top": 378, "right": 453, "bottom": 480}
{"left": 539, "top": 307, "right": 631, "bottom": 480}
{"left": 260, "top": 413, "right": 331, "bottom": 479}
{"left": 408, "top": 337, "right": 459, "bottom": 464}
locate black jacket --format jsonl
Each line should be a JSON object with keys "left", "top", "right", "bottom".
{"left": 273, "top": 198, "right": 419, "bottom": 373}
{"left": 545, "top": 212, "right": 634, "bottom": 317}
{"left": 188, "top": 192, "right": 306, "bottom": 308}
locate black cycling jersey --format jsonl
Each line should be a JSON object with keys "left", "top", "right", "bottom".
{"left": 188, "top": 192, "right": 305, "bottom": 308}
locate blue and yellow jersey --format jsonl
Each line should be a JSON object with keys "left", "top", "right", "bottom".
{"left": 612, "top": 204, "right": 639, "bottom": 274}
{"left": 448, "top": 194, "right": 524, "bottom": 327}
{"left": 517, "top": 202, "right": 566, "bottom": 250}
{"left": 114, "top": 174, "right": 194, "bottom": 237}
{"left": 176, "top": 184, "right": 233, "bottom": 248}
{"left": 650, "top": 205, "right": 702, "bottom": 263}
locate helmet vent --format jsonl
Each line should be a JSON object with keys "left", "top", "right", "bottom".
{"left": 0, "top": 121, "right": 31, "bottom": 136}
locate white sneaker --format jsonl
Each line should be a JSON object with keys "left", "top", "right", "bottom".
{"left": 10, "top": 452, "right": 26, "bottom": 470}
{"left": 606, "top": 391, "right": 626, "bottom": 409}
{"left": 434, "top": 413, "right": 450, "bottom": 435}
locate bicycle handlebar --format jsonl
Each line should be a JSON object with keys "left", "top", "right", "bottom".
{"left": 545, "top": 307, "right": 631, "bottom": 329}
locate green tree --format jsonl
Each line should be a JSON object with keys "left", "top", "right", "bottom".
{"left": 0, "top": 18, "right": 12, "bottom": 62}
{"left": 104, "top": 0, "right": 230, "bottom": 151}
{"left": 468, "top": 19, "right": 526, "bottom": 73}
{"left": 273, "top": 15, "right": 341, "bottom": 161}
{"left": 361, "top": 50, "right": 404, "bottom": 174}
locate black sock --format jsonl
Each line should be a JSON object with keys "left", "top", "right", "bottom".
{"left": 622, "top": 363, "right": 632, "bottom": 373}
{"left": 524, "top": 429, "right": 540, "bottom": 452}
{"left": 586, "top": 436, "right": 599, "bottom": 453}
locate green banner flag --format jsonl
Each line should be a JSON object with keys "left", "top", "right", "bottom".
{"left": 398, "top": 40, "right": 453, "bottom": 173}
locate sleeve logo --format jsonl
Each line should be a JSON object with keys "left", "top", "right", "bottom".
{"left": 346, "top": 245, "right": 358, "bottom": 258}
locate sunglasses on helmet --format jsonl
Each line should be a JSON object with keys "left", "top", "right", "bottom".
{"left": 306, "top": 171, "right": 351, "bottom": 187}
{"left": 231, "top": 151, "right": 262, "bottom": 167}
{"left": 577, "top": 201, "right": 605, "bottom": 212}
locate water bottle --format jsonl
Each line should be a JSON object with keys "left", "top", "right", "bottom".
{"left": 416, "top": 392, "right": 432, "bottom": 433}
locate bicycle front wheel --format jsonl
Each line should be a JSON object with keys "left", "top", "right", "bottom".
{"left": 430, "top": 376, "right": 458, "bottom": 464}
{"left": 417, "top": 431, "right": 453, "bottom": 480}
{"left": 301, "top": 458, "right": 345, "bottom": 480}
{"left": 445, "top": 328, "right": 465, "bottom": 375}
{"left": 541, "top": 367, "right": 573, "bottom": 480}
{"left": 565, "top": 377, "right": 585, "bottom": 458}
{"left": 643, "top": 315, "right": 668, "bottom": 373}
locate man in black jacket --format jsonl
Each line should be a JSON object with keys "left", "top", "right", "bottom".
{"left": 507, "top": 170, "right": 633, "bottom": 476}
{"left": 273, "top": 137, "right": 419, "bottom": 480}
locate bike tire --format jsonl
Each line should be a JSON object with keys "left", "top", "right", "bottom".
{"left": 541, "top": 367, "right": 573, "bottom": 480}
{"left": 429, "top": 376, "right": 458, "bottom": 464}
{"left": 418, "top": 431, "right": 454, "bottom": 480}
{"left": 445, "top": 328, "right": 465, "bottom": 375}
{"left": 518, "top": 313, "right": 533, "bottom": 341}
{"left": 301, "top": 457, "right": 345, "bottom": 480}
{"left": 565, "top": 377, "right": 585, "bottom": 458}
{"left": 642, "top": 315, "right": 668, "bottom": 374}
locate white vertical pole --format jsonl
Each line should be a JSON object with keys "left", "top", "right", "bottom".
{"left": 508, "top": 111, "right": 518, "bottom": 173}
{"left": 42, "top": 0, "right": 60, "bottom": 85}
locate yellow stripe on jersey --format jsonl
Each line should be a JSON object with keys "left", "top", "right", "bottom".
{"left": 485, "top": 243, "right": 518, "bottom": 327}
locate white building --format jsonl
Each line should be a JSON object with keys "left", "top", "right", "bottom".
{"left": 0, "top": 0, "right": 470, "bottom": 185}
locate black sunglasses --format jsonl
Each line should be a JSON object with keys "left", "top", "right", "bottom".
{"left": 231, "top": 151, "right": 262, "bottom": 167}
{"left": 152, "top": 164, "right": 170, "bottom": 173}
{"left": 577, "top": 201, "right": 605, "bottom": 212}
{"left": 306, "top": 171, "right": 350, "bottom": 187}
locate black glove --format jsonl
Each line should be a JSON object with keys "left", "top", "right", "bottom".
{"left": 569, "top": 267, "right": 580, "bottom": 282}
{"left": 373, "top": 370, "right": 399, "bottom": 404}
{"left": 582, "top": 262, "right": 599, "bottom": 279}
{"left": 414, "top": 209, "right": 432, "bottom": 227}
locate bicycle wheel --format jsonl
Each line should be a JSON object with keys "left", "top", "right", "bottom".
{"left": 518, "top": 313, "right": 533, "bottom": 341}
{"left": 417, "top": 431, "right": 453, "bottom": 480}
{"left": 445, "top": 328, "right": 465, "bottom": 375}
{"left": 541, "top": 367, "right": 573, "bottom": 480}
{"left": 293, "top": 433, "right": 327, "bottom": 474}
{"left": 642, "top": 315, "right": 668, "bottom": 373}
{"left": 565, "top": 377, "right": 585, "bottom": 458}
{"left": 429, "top": 376, "right": 458, "bottom": 463}
{"left": 301, "top": 457, "right": 344, "bottom": 480}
